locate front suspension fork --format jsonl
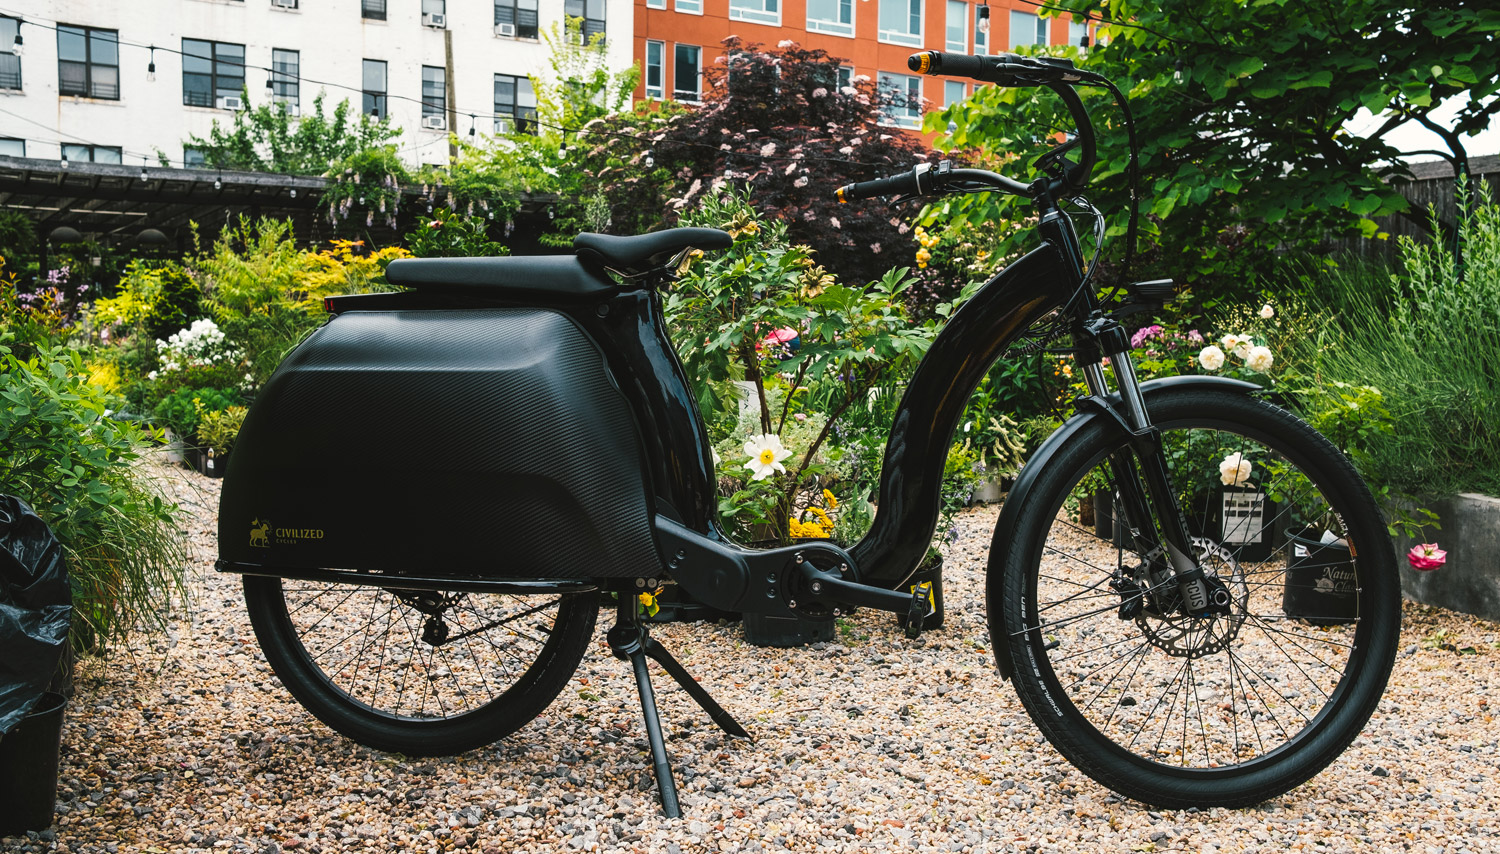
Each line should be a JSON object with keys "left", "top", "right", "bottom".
{"left": 1081, "top": 357, "right": 1230, "bottom": 616}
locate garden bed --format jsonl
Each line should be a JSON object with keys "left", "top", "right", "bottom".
{"left": 8, "top": 461, "right": 1499, "bottom": 853}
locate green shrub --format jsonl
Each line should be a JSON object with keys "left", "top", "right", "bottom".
{"left": 197, "top": 405, "right": 247, "bottom": 456}
{"left": 0, "top": 336, "right": 188, "bottom": 652}
{"left": 151, "top": 386, "right": 241, "bottom": 441}
{"left": 1290, "top": 186, "right": 1500, "bottom": 497}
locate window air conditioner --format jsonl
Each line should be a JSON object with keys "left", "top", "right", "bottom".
{"left": 279, "top": 101, "right": 301, "bottom": 117}
{"left": 421, "top": 115, "right": 447, "bottom": 131}
{"left": 494, "top": 22, "right": 517, "bottom": 37}
{"left": 422, "top": 12, "right": 446, "bottom": 27}
{"left": 272, "top": 0, "right": 297, "bottom": 9}
{"left": 494, "top": 116, "right": 513, "bottom": 134}
{"left": 217, "top": 95, "right": 245, "bottom": 111}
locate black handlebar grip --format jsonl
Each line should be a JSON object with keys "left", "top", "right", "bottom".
{"left": 836, "top": 168, "right": 922, "bottom": 203}
{"left": 909, "top": 51, "right": 990, "bottom": 79}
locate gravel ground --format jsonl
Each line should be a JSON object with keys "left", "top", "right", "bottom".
{"left": 5, "top": 460, "right": 1499, "bottom": 854}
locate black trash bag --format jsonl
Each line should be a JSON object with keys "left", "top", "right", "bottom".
{"left": 0, "top": 495, "right": 72, "bottom": 736}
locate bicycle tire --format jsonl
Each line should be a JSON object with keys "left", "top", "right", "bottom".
{"left": 244, "top": 576, "right": 599, "bottom": 756}
{"left": 995, "top": 388, "right": 1399, "bottom": 808}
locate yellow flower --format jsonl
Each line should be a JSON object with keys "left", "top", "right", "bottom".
{"left": 822, "top": 489, "right": 838, "bottom": 509}
{"left": 916, "top": 248, "right": 932, "bottom": 269}
{"left": 810, "top": 507, "right": 834, "bottom": 528}
{"left": 637, "top": 591, "right": 660, "bottom": 618}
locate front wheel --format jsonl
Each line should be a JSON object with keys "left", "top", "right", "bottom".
{"left": 995, "top": 388, "right": 1399, "bottom": 808}
{"left": 244, "top": 576, "right": 600, "bottom": 756}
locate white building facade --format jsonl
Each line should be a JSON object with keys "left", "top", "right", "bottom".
{"left": 0, "top": 0, "right": 634, "bottom": 170}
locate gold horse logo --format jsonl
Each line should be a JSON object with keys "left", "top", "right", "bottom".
{"left": 249, "top": 519, "right": 270, "bottom": 548}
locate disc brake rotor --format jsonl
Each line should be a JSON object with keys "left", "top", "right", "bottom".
{"left": 1136, "top": 537, "right": 1249, "bottom": 659}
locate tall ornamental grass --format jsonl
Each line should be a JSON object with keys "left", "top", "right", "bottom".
{"left": 1296, "top": 186, "right": 1500, "bottom": 496}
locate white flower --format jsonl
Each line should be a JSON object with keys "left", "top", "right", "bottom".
{"left": 760, "top": 142, "right": 777, "bottom": 157}
{"left": 1259, "top": 303, "right": 1275, "bottom": 319}
{"left": 840, "top": 86, "right": 856, "bottom": 96}
{"left": 812, "top": 87, "right": 828, "bottom": 98}
{"left": 1219, "top": 452, "right": 1252, "bottom": 486}
{"left": 743, "top": 434, "right": 793, "bottom": 481}
{"left": 794, "top": 176, "right": 809, "bottom": 188}
{"left": 1246, "top": 345, "right": 1274, "bottom": 373}
{"left": 1198, "top": 345, "right": 1226, "bottom": 371}
{"left": 1220, "top": 333, "right": 1252, "bottom": 359}
{"left": 778, "top": 39, "right": 795, "bottom": 48}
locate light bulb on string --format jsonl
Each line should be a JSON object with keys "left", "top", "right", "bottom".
{"left": 289, "top": 188, "right": 297, "bottom": 198}
{"left": 266, "top": 74, "right": 275, "bottom": 94}
{"left": 977, "top": 3, "right": 990, "bottom": 35}
{"left": 1174, "top": 59, "right": 1184, "bottom": 84}
{"left": 468, "top": 114, "right": 476, "bottom": 137}
{"left": 60, "top": 151, "right": 68, "bottom": 169}
{"left": 214, "top": 174, "right": 222, "bottom": 190}
{"left": 140, "top": 158, "right": 148, "bottom": 181}
{"left": 147, "top": 46, "right": 156, "bottom": 81}
{"left": 644, "top": 150, "right": 655, "bottom": 167}
{"left": 11, "top": 23, "right": 22, "bottom": 57}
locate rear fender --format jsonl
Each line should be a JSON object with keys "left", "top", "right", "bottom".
{"left": 985, "top": 375, "right": 1265, "bottom": 680}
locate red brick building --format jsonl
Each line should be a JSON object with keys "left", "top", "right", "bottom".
{"left": 633, "top": 0, "right": 1089, "bottom": 127}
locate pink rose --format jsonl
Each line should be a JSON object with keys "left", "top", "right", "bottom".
{"left": 428, "top": 220, "right": 442, "bottom": 229}
{"left": 1406, "top": 543, "right": 1447, "bottom": 571}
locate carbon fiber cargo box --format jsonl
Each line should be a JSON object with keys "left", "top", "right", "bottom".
{"left": 218, "top": 308, "right": 660, "bottom": 578}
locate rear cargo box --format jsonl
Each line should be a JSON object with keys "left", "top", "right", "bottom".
{"left": 218, "top": 308, "right": 660, "bottom": 579}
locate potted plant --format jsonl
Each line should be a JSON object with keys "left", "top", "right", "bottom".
{"left": 196, "top": 405, "right": 247, "bottom": 478}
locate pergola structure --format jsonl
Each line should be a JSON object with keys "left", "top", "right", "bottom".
{"left": 0, "top": 155, "right": 355, "bottom": 273}
{"left": 0, "top": 156, "right": 563, "bottom": 280}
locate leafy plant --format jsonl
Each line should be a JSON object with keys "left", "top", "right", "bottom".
{"left": 93, "top": 260, "right": 203, "bottom": 341}
{"left": 0, "top": 335, "right": 188, "bottom": 652}
{"left": 197, "top": 404, "right": 248, "bottom": 457}
{"left": 928, "top": 0, "right": 1500, "bottom": 298}
{"left": 151, "top": 386, "right": 241, "bottom": 441}
{"left": 180, "top": 91, "right": 402, "bottom": 176}
{"left": 404, "top": 208, "right": 509, "bottom": 258}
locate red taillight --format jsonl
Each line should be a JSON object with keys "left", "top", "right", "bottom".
{"left": 323, "top": 297, "right": 335, "bottom": 314}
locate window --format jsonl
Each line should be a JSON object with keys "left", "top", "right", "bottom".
{"left": 62, "top": 144, "right": 122, "bottom": 164}
{"left": 1068, "top": 16, "right": 1089, "bottom": 48}
{"left": 0, "top": 138, "right": 23, "bottom": 158}
{"left": 729, "top": 0, "right": 778, "bottom": 25}
{"left": 675, "top": 0, "right": 702, "bottom": 14}
{"left": 1010, "top": 10, "right": 1047, "bottom": 49}
{"left": 184, "top": 147, "right": 207, "bottom": 168}
{"left": 58, "top": 25, "right": 119, "bottom": 100}
{"left": 271, "top": 48, "right": 298, "bottom": 108}
{"left": 274, "top": 0, "right": 299, "bottom": 8}
{"left": 645, "top": 40, "right": 665, "bottom": 98}
{"left": 0, "top": 18, "right": 20, "bottom": 90}
{"left": 421, "top": 65, "right": 445, "bottom": 119}
{"left": 494, "top": 73, "right": 536, "bottom": 134}
{"left": 362, "top": 0, "right": 386, "bottom": 20}
{"left": 943, "top": 79, "right": 966, "bottom": 108}
{"left": 806, "top": 0, "right": 852, "bottom": 37}
{"left": 182, "top": 39, "right": 244, "bottom": 107}
{"left": 646, "top": 0, "right": 665, "bottom": 7}
{"left": 422, "top": 0, "right": 445, "bottom": 15}
{"left": 878, "top": 71, "right": 921, "bottom": 129}
{"left": 673, "top": 44, "right": 701, "bottom": 102}
{"left": 565, "top": 0, "right": 605, "bottom": 43}
{"left": 945, "top": 1, "right": 967, "bottom": 53}
{"left": 495, "top": 0, "right": 539, "bottom": 39}
{"left": 362, "top": 59, "right": 387, "bottom": 117}
{"left": 878, "top": 0, "right": 921, "bottom": 47}
{"left": 838, "top": 66, "right": 853, "bottom": 89}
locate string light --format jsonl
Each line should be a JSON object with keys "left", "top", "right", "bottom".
{"left": 140, "top": 157, "right": 148, "bottom": 181}
{"left": 977, "top": 2, "right": 990, "bottom": 35}
{"left": 213, "top": 174, "right": 222, "bottom": 190}
{"left": 10, "top": 21, "right": 21, "bottom": 57}
{"left": 147, "top": 45, "right": 155, "bottom": 81}
{"left": 468, "top": 114, "right": 476, "bottom": 137}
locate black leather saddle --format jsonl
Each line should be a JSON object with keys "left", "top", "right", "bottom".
{"left": 384, "top": 228, "right": 733, "bottom": 300}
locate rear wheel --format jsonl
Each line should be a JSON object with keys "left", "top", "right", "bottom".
{"left": 997, "top": 389, "right": 1399, "bottom": 807}
{"left": 244, "top": 577, "right": 599, "bottom": 756}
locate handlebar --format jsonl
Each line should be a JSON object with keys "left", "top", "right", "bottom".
{"left": 837, "top": 163, "right": 1031, "bottom": 203}
{"left": 907, "top": 50, "right": 1099, "bottom": 198}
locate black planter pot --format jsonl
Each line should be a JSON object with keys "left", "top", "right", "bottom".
{"left": 1282, "top": 529, "right": 1358, "bottom": 625}
{"left": 202, "top": 448, "right": 227, "bottom": 479}
{"left": 742, "top": 611, "right": 836, "bottom": 648}
{"left": 0, "top": 692, "right": 67, "bottom": 835}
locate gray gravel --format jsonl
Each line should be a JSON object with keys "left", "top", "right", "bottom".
{"left": 6, "top": 460, "right": 1499, "bottom": 853}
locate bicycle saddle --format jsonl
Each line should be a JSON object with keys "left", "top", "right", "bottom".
{"left": 574, "top": 228, "right": 733, "bottom": 278}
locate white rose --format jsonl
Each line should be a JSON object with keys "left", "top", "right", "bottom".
{"left": 1219, "top": 452, "right": 1252, "bottom": 486}
{"left": 1246, "top": 345, "right": 1274, "bottom": 373}
{"left": 1198, "top": 345, "right": 1226, "bottom": 371}
{"left": 1220, "top": 334, "right": 1251, "bottom": 359}
{"left": 1259, "top": 303, "right": 1275, "bottom": 319}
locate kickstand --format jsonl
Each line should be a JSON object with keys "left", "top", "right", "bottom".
{"left": 606, "top": 595, "right": 750, "bottom": 818}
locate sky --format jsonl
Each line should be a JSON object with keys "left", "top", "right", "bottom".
{"left": 1348, "top": 92, "right": 1500, "bottom": 165}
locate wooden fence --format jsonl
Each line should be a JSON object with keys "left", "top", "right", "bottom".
{"left": 1325, "top": 154, "right": 1500, "bottom": 263}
